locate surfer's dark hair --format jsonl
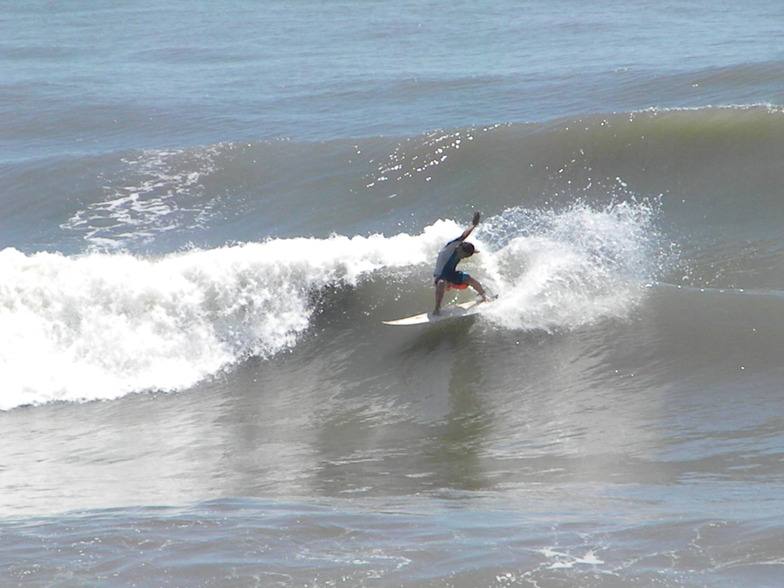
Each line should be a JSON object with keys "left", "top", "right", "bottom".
{"left": 461, "top": 242, "right": 475, "bottom": 255}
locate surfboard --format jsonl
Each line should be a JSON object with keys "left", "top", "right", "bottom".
{"left": 382, "top": 300, "right": 482, "bottom": 326}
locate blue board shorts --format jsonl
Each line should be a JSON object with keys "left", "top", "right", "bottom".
{"left": 436, "top": 271, "right": 469, "bottom": 289}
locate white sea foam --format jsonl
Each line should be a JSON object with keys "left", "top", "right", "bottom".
{"left": 61, "top": 147, "right": 224, "bottom": 250}
{"left": 479, "top": 200, "right": 661, "bottom": 331}
{"left": 0, "top": 226, "right": 456, "bottom": 409}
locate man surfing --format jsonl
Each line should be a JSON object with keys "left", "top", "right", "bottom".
{"left": 433, "top": 211, "right": 491, "bottom": 315}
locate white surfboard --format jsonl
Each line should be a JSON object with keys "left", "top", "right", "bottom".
{"left": 383, "top": 300, "right": 482, "bottom": 326}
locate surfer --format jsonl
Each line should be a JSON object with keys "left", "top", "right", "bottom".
{"left": 433, "top": 211, "right": 490, "bottom": 315}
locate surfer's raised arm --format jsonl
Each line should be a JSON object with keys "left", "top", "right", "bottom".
{"left": 458, "top": 211, "right": 481, "bottom": 242}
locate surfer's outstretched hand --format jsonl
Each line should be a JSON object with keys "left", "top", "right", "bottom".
{"left": 472, "top": 211, "right": 481, "bottom": 226}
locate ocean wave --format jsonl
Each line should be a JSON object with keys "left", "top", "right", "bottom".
{"left": 1, "top": 199, "right": 663, "bottom": 409}
{"left": 43, "top": 105, "right": 784, "bottom": 256}
{"left": 5, "top": 105, "right": 784, "bottom": 407}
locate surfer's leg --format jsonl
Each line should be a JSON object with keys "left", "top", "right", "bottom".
{"left": 464, "top": 276, "right": 489, "bottom": 301}
{"left": 434, "top": 279, "right": 446, "bottom": 314}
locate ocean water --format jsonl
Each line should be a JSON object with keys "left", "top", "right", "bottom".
{"left": 3, "top": 1, "right": 784, "bottom": 586}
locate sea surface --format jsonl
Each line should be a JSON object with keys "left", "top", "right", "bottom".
{"left": 3, "top": 1, "right": 784, "bottom": 586}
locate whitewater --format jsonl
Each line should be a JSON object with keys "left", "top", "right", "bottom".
{"left": 3, "top": 1, "right": 784, "bottom": 586}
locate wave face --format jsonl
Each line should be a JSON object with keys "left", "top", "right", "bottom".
{"left": 5, "top": 105, "right": 784, "bottom": 408}
{"left": 8, "top": 104, "right": 783, "bottom": 252}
